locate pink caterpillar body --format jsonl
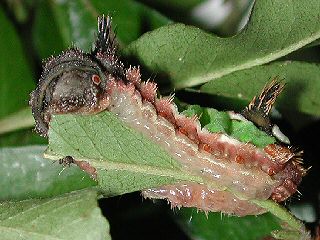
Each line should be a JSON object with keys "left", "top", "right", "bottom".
{"left": 143, "top": 183, "right": 265, "bottom": 216}
{"left": 104, "top": 67, "right": 305, "bottom": 215}
{"left": 30, "top": 16, "right": 306, "bottom": 216}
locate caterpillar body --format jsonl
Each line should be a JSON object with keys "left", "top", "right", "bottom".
{"left": 30, "top": 15, "right": 306, "bottom": 216}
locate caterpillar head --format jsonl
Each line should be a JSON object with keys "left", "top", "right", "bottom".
{"left": 30, "top": 15, "right": 123, "bottom": 137}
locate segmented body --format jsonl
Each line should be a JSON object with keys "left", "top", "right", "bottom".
{"left": 144, "top": 183, "right": 265, "bottom": 216}
{"left": 30, "top": 15, "right": 306, "bottom": 216}
{"left": 104, "top": 68, "right": 305, "bottom": 215}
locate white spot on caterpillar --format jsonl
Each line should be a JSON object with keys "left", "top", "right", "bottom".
{"left": 272, "top": 124, "right": 290, "bottom": 144}
{"left": 219, "top": 134, "right": 240, "bottom": 145}
{"left": 228, "top": 111, "right": 247, "bottom": 121}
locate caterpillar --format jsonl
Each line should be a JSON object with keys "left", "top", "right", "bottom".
{"left": 30, "top": 15, "right": 307, "bottom": 216}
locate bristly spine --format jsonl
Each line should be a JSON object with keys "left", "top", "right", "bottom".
{"left": 92, "top": 15, "right": 116, "bottom": 56}
{"left": 242, "top": 78, "right": 285, "bottom": 134}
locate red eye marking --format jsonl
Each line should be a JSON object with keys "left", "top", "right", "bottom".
{"left": 92, "top": 74, "right": 101, "bottom": 85}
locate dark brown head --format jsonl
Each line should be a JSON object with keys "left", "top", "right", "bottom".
{"left": 30, "top": 15, "right": 124, "bottom": 137}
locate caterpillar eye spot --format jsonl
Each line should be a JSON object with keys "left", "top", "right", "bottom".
{"left": 92, "top": 74, "right": 101, "bottom": 85}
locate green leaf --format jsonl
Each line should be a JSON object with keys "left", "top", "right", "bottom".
{"left": 125, "top": 0, "right": 320, "bottom": 89}
{"left": 0, "top": 7, "right": 34, "bottom": 118}
{"left": 0, "top": 189, "right": 110, "bottom": 240}
{"left": 0, "top": 146, "right": 96, "bottom": 201}
{"left": 181, "top": 104, "right": 202, "bottom": 118}
{"left": 41, "top": 0, "right": 171, "bottom": 52}
{"left": 252, "top": 200, "right": 310, "bottom": 240}
{"left": 200, "top": 61, "right": 320, "bottom": 117}
{"left": 230, "top": 120, "right": 275, "bottom": 148}
{"left": 176, "top": 209, "right": 281, "bottom": 240}
{"left": 181, "top": 105, "right": 274, "bottom": 147}
{"left": 45, "top": 112, "right": 213, "bottom": 196}
{"left": 202, "top": 108, "right": 231, "bottom": 134}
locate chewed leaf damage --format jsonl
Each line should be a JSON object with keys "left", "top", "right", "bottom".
{"left": 30, "top": 15, "right": 307, "bottom": 216}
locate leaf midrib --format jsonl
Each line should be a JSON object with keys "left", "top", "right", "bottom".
{"left": 44, "top": 153, "right": 225, "bottom": 192}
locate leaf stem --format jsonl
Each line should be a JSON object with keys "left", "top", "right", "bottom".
{"left": 251, "top": 199, "right": 310, "bottom": 240}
